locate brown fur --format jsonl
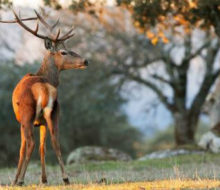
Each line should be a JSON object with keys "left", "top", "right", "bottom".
{"left": 0, "top": 10, "right": 88, "bottom": 186}
{"left": 12, "top": 50, "right": 87, "bottom": 185}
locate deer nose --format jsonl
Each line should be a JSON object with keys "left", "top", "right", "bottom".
{"left": 84, "top": 60, "right": 89, "bottom": 66}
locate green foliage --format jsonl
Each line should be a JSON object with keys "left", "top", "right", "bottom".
{"left": 42, "top": 0, "right": 92, "bottom": 11}
{"left": 42, "top": 0, "right": 61, "bottom": 10}
{"left": 43, "top": 0, "right": 51, "bottom": 6}
{"left": 40, "top": 0, "right": 220, "bottom": 36}
{"left": 0, "top": 62, "right": 38, "bottom": 167}
{"left": 58, "top": 61, "right": 141, "bottom": 159}
{"left": 117, "top": 0, "right": 193, "bottom": 25}
{"left": 143, "top": 126, "right": 174, "bottom": 153}
{"left": 69, "top": 0, "right": 90, "bottom": 12}
{"left": 0, "top": 60, "right": 141, "bottom": 167}
{"left": 0, "top": 0, "right": 12, "bottom": 9}
{"left": 117, "top": 0, "right": 220, "bottom": 37}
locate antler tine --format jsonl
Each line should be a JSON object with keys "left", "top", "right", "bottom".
{"left": 34, "top": 9, "right": 61, "bottom": 42}
{"left": 0, "top": 17, "right": 37, "bottom": 23}
{"left": 12, "top": 9, "right": 48, "bottom": 40}
{"left": 34, "top": 10, "right": 59, "bottom": 32}
{"left": 59, "top": 27, "right": 75, "bottom": 41}
{"left": 34, "top": 20, "right": 39, "bottom": 34}
{"left": 0, "top": 9, "right": 38, "bottom": 23}
{"left": 60, "top": 33, "right": 75, "bottom": 41}
{"left": 55, "top": 28, "right": 61, "bottom": 41}
{"left": 51, "top": 19, "right": 60, "bottom": 31}
{"left": 0, "top": 9, "right": 75, "bottom": 44}
{"left": 34, "top": 9, "right": 51, "bottom": 31}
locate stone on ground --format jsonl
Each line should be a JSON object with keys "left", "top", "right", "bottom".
{"left": 138, "top": 149, "right": 203, "bottom": 160}
{"left": 66, "top": 146, "right": 132, "bottom": 164}
{"left": 198, "top": 131, "right": 220, "bottom": 153}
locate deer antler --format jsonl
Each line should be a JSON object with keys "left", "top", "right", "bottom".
{"left": 34, "top": 10, "right": 54, "bottom": 31}
{"left": 34, "top": 10, "right": 75, "bottom": 41}
{"left": 0, "top": 17, "right": 37, "bottom": 23}
{"left": 0, "top": 9, "right": 75, "bottom": 44}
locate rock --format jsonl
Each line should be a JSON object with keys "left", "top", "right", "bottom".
{"left": 66, "top": 146, "right": 132, "bottom": 164}
{"left": 138, "top": 149, "right": 203, "bottom": 161}
{"left": 202, "top": 79, "right": 220, "bottom": 131}
{"left": 198, "top": 131, "right": 220, "bottom": 153}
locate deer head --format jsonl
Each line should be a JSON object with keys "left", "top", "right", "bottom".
{"left": 0, "top": 9, "right": 88, "bottom": 70}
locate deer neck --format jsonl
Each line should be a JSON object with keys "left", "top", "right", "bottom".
{"left": 36, "top": 54, "right": 60, "bottom": 87}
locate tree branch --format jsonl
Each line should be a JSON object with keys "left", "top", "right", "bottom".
{"left": 121, "top": 57, "right": 162, "bottom": 69}
{"left": 113, "top": 68, "right": 176, "bottom": 112}
{"left": 184, "top": 40, "right": 210, "bottom": 62}
{"left": 151, "top": 74, "right": 174, "bottom": 87}
{"left": 190, "top": 69, "right": 220, "bottom": 116}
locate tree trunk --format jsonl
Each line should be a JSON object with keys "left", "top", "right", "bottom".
{"left": 174, "top": 112, "right": 198, "bottom": 145}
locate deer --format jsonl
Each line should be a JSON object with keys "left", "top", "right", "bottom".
{"left": 0, "top": 9, "right": 88, "bottom": 186}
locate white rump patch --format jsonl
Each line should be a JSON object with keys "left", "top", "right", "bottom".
{"left": 35, "top": 95, "right": 42, "bottom": 120}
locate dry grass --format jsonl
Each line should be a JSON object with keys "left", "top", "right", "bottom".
{"left": 1, "top": 180, "right": 220, "bottom": 190}
{"left": 1, "top": 153, "right": 220, "bottom": 189}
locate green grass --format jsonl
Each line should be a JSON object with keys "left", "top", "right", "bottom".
{"left": 1, "top": 152, "right": 220, "bottom": 187}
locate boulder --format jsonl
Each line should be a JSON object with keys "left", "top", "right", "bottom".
{"left": 198, "top": 131, "right": 220, "bottom": 153}
{"left": 138, "top": 149, "right": 202, "bottom": 161}
{"left": 66, "top": 146, "right": 132, "bottom": 164}
{"left": 202, "top": 80, "right": 220, "bottom": 132}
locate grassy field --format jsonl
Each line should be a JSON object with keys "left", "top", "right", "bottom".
{"left": 1, "top": 152, "right": 220, "bottom": 189}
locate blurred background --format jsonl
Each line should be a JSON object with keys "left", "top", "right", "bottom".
{"left": 0, "top": 0, "right": 219, "bottom": 167}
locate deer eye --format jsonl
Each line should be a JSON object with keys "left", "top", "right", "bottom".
{"left": 61, "top": 51, "right": 68, "bottom": 55}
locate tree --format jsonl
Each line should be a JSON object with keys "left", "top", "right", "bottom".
{"left": 111, "top": 30, "right": 220, "bottom": 145}
{"left": 110, "top": 0, "right": 220, "bottom": 145}
{"left": 62, "top": 0, "right": 220, "bottom": 145}
{"left": 117, "top": 0, "right": 220, "bottom": 40}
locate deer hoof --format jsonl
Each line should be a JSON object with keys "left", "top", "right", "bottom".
{"left": 41, "top": 178, "right": 48, "bottom": 184}
{"left": 63, "top": 178, "right": 70, "bottom": 185}
{"left": 17, "top": 181, "right": 24, "bottom": 186}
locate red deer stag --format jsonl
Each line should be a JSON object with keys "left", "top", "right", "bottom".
{"left": 0, "top": 9, "right": 88, "bottom": 185}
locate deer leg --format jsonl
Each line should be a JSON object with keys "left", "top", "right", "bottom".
{"left": 17, "top": 123, "right": 35, "bottom": 184}
{"left": 13, "top": 126, "right": 26, "bottom": 186}
{"left": 39, "top": 125, "right": 47, "bottom": 184}
{"left": 44, "top": 108, "right": 69, "bottom": 185}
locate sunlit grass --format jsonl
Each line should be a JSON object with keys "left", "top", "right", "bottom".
{"left": 1, "top": 153, "right": 220, "bottom": 189}
{"left": 1, "top": 180, "right": 220, "bottom": 190}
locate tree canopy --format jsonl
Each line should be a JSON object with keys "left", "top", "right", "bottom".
{"left": 117, "top": 0, "right": 220, "bottom": 42}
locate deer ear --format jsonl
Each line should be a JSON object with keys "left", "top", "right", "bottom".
{"left": 44, "top": 38, "right": 53, "bottom": 50}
